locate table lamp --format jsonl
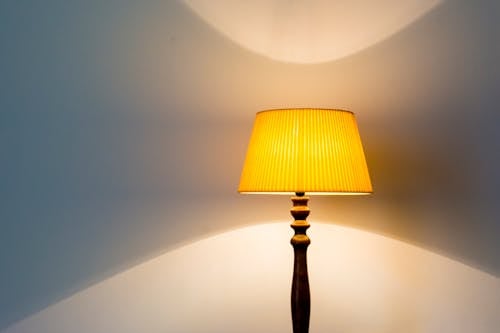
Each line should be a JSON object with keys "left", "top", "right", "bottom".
{"left": 238, "top": 108, "right": 372, "bottom": 333}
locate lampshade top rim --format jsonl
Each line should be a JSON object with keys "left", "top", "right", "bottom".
{"left": 257, "top": 108, "right": 354, "bottom": 115}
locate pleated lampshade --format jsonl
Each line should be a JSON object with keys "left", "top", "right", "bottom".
{"left": 238, "top": 108, "right": 373, "bottom": 195}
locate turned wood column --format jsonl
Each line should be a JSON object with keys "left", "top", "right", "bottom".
{"left": 290, "top": 192, "right": 311, "bottom": 333}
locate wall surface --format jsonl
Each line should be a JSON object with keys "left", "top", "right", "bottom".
{"left": 1, "top": 0, "right": 499, "bottom": 331}
{"left": 3, "top": 224, "right": 500, "bottom": 333}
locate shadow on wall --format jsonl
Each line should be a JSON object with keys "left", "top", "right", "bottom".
{"left": 1, "top": 0, "right": 500, "bottom": 330}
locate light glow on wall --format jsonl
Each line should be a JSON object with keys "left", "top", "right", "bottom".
{"left": 183, "top": 0, "right": 442, "bottom": 63}
{"left": 4, "top": 223, "right": 499, "bottom": 333}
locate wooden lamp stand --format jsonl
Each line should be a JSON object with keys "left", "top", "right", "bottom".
{"left": 290, "top": 192, "right": 311, "bottom": 333}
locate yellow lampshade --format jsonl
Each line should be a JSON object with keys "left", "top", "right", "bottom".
{"left": 238, "top": 108, "right": 373, "bottom": 195}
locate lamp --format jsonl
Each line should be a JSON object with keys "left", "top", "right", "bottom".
{"left": 238, "top": 108, "right": 372, "bottom": 333}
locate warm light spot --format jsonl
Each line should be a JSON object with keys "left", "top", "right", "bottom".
{"left": 5, "top": 223, "right": 499, "bottom": 333}
{"left": 183, "top": 0, "right": 442, "bottom": 63}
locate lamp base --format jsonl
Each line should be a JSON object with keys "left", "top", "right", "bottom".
{"left": 290, "top": 192, "right": 311, "bottom": 333}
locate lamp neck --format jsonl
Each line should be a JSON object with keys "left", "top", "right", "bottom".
{"left": 290, "top": 194, "right": 310, "bottom": 226}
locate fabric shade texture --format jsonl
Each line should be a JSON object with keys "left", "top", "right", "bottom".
{"left": 238, "top": 108, "right": 372, "bottom": 195}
